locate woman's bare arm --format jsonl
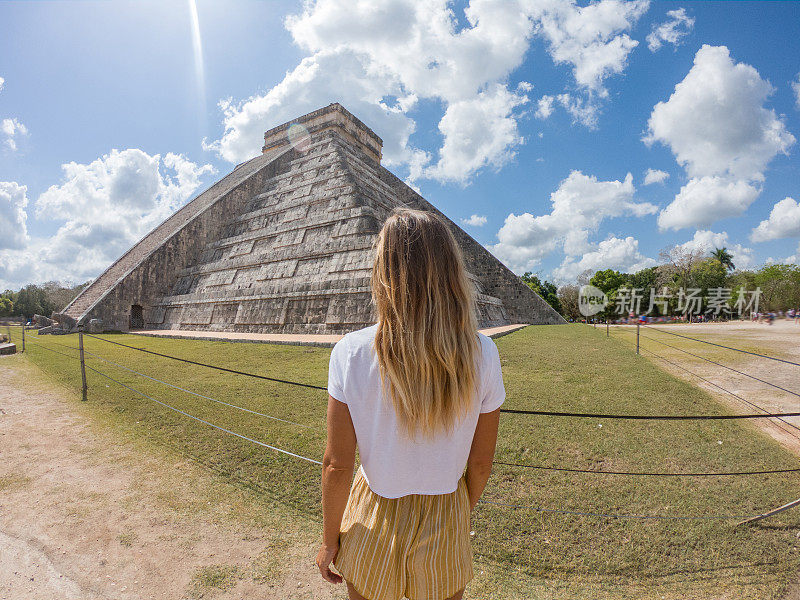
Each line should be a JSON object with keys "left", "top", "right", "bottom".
{"left": 316, "top": 395, "right": 357, "bottom": 584}
{"left": 465, "top": 408, "right": 500, "bottom": 510}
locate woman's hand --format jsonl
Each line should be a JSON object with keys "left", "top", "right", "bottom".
{"left": 315, "top": 542, "right": 342, "bottom": 584}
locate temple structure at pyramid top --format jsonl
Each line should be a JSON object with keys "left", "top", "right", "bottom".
{"left": 58, "top": 103, "right": 564, "bottom": 333}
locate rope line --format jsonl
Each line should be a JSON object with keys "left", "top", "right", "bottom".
{"left": 498, "top": 407, "right": 800, "bottom": 419}
{"left": 30, "top": 332, "right": 800, "bottom": 478}
{"left": 480, "top": 499, "right": 764, "bottom": 520}
{"left": 608, "top": 327, "right": 800, "bottom": 440}
{"left": 82, "top": 362, "right": 322, "bottom": 466}
{"left": 636, "top": 329, "right": 800, "bottom": 402}
{"left": 636, "top": 340, "right": 800, "bottom": 439}
{"left": 492, "top": 461, "right": 800, "bottom": 477}
{"left": 643, "top": 324, "right": 800, "bottom": 367}
{"left": 81, "top": 350, "right": 311, "bottom": 429}
{"left": 83, "top": 334, "right": 328, "bottom": 390}
{"left": 86, "top": 333, "right": 800, "bottom": 420}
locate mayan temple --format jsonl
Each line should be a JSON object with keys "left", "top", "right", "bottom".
{"left": 58, "top": 104, "right": 564, "bottom": 333}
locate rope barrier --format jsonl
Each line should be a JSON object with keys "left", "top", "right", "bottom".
{"left": 492, "top": 461, "right": 800, "bottom": 477}
{"left": 85, "top": 333, "right": 800, "bottom": 420}
{"left": 81, "top": 362, "right": 322, "bottom": 466}
{"left": 83, "top": 334, "right": 328, "bottom": 390}
{"left": 29, "top": 331, "right": 800, "bottom": 478}
{"left": 636, "top": 342, "right": 800, "bottom": 439}
{"left": 24, "top": 328, "right": 800, "bottom": 519}
{"left": 636, "top": 330, "right": 800, "bottom": 402}
{"left": 479, "top": 499, "right": 765, "bottom": 520}
{"left": 643, "top": 324, "right": 800, "bottom": 367}
{"left": 81, "top": 350, "right": 311, "bottom": 428}
{"left": 607, "top": 327, "right": 800, "bottom": 440}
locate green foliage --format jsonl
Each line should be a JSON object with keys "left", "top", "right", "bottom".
{"left": 690, "top": 258, "right": 728, "bottom": 295}
{"left": 521, "top": 272, "right": 562, "bottom": 315}
{"left": 589, "top": 269, "right": 627, "bottom": 294}
{"left": 1, "top": 281, "right": 89, "bottom": 318}
{"left": 711, "top": 247, "right": 736, "bottom": 271}
{"left": 0, "top": 296, "right": 13, "bottom": 317}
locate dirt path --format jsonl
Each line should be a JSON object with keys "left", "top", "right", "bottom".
{"left": 628, "top": 319, "right": 800, "bottom": 455}
{"left": 0, "top": 356, "right": 345, "bottom": 600}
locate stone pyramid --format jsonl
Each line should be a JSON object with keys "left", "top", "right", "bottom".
{"left": 59, "top": 104, "right": 564, "bottom": 333}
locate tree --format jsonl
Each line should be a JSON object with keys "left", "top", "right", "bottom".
{"left": 658, "top": 245, "right": 706, "bottom": 290}
{"left": 589, "top": 269, "right": 627, "bottom": 295}
{"left": 521, "top": 272, "right": 562, "bottom": 315}
{"left": 13, "top": 285, "right": 56, "bottom": 319}
{"left": 711, "top": 247, "right": 735, "bottom": 272}
{"left": 557, "top": 285, "right": 581, "bottom": 321}
{"left": 0, "top": 297, "right": 13, "bottom": 317}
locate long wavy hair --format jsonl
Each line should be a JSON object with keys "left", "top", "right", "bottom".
{"left": 371, "top": 208, "right": 480, "bottom": 439}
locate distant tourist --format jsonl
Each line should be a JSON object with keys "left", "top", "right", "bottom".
{"left": 317, "top": 208, "right": 504, "bottom": 600}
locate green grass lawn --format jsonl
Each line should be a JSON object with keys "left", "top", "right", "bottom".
{"left": 14, "top": 324, "right": 800, "bottom": 599}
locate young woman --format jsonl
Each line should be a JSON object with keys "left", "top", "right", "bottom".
{"left": 316, "top": 208, "right": 506, "bottom": 600}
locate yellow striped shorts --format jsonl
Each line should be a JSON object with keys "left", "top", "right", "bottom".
{"left": 334, "top": 468, "right": 473, "bottom": 600}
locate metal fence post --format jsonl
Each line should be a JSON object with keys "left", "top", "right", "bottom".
{"left": 606, "top": 321, "right": 609, "bottom": 337}
{"left": 21, "top": 323, "right": 24, "bottom": 353}
{"left": 79, "top": 332, "right": 88, "bottom": 401}
{"left": 636, "top": 321, "right": 640, "bottom": 354}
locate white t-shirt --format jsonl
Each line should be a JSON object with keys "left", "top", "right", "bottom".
{"left": 327, "top": 323, "right": 505, "bottom": 498}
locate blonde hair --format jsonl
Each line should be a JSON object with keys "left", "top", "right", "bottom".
{"left": 371, "top": 208, "right": 480, "bottom": 438}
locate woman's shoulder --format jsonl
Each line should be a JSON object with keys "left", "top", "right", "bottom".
{"left": 333, "top": 323, "right": 378, "bottom": 356}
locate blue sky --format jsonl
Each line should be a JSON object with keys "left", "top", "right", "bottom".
{"left": 1, "top": 0, "right": 799, "bottom": 289}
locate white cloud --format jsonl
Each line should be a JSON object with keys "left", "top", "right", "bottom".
{"left": 644, "top": 45, "right": 794, "bottom": 181}
{"left": 793, "top": 73, "right": 800, "bottom": 109}
{"left": 646, "top": 8, "right": 694, "bottom": 52}
{"left": 208, "top": 0, "right": 652, "bottom": 182}
{"left": 1, "top": 118, "right": 28, "bottom": 151}
{"left": 556, "top": 92, "right": 599, "bottom": 128}
{"left": 209, "top": 0, "right": 542, "bottom": 183}
{"left": 0, "top": 149, "right": 214, "bottom": 289}
{"left": 461, "top": 214, "right": 487, "bottom": 227}
{"left": 679, "top": 229, "right": 755, "bottom": 269}
{"left": 533, "top": 0, "right": 649, "bottom": 96}
{"left": 0, "top": 182, "right": 28, "bottom": 250}
{"left": 643, "top": 168, "right": 669, "bottom": 185}
{"left": 489, "top": 170, "right": 657, "bottom": 272}
{"left": 553, "top": 235, "right": 656, "bottom": 283}
{"left": 644, "top": 45, "right": 795, "bottom": 230}
{"left": 425, "top": 84, "right": 528, "bottom": 182}
{"left": 0, "top": 76, "right": 4, "bottom": 92}
{"left": 535, "top": 94, "right": 555, "bottom": 119}
{"left": 657, "top": 176, "right": 760, "bottom": 231}
{"left": 751, "top": 197, "right": 800, "bottom": 242}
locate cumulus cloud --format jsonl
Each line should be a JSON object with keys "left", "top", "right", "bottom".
{"left": 0, "top": 149, "right": 214, "bottom": 289}
{"left": 644, "top": 45, "right": 795, "bottom": 230}
{"left": 643, "top": 168, "right": 669, "bottom": 185}
{"left": 425, "top": 84, "right": 528, "bottom": 182}
{"left": 646, "top": 8, "right": 694, "bottom": 52}
{"left": 0, "top": 182, "right": 29, "bottom": 250}
{"left": 0, "top": 76, "right": 4, "bottom": 92}
{"left": 751, "top": 197, "right": 800, "bottom": 242}
{"left": 489, "top": 169, "right": 657, "bottom": 273}
{"left": 2, "top": 117, "right": 28, "bottom": 151}
{"left": 461, "top": 214, "right": 487, "bottom": 227}
{"left": 657, "top": 176, "right": 760, "bottom": 230}
{"left": 793, "top": 73, "right": 800, "bottom": 109}
{"left": 208, "top": 0, "right": 652, "bottom": 182}
{"left": 553, "top": 236, "right": 656, "bottom": 283}
{"left": 556, "top": 92, "right": 600, "bottom": 128}
{"left": 679, "top": 229, "right": 755, "bottom": 269}
{"left": 535, "top": 95, "right": 555, "bottom": 119}
{"left": 533, "top": 0, "right": 649, "bottom": 96}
